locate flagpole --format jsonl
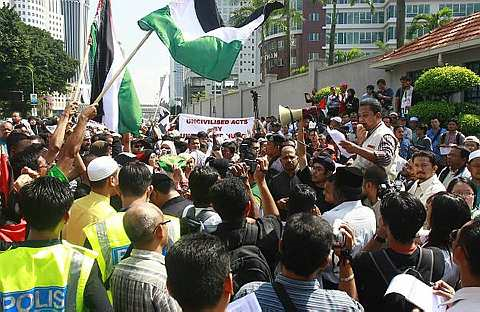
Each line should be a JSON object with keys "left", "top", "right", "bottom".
{"left": 92, "top": 30, "right": 153, "bottom": 105}
{"left": 71, "top": 38, "right": 91, "bottom": 103}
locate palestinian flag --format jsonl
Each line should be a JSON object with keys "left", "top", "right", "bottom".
{"left": 138, "top": 0, "right": 283, "bottom": 82}
{"left": 89, "top": 0, "right": 142, "bottom": 134}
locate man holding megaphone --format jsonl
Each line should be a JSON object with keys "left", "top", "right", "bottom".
{"left": 338, "top": 98, "right": 399, "bottom": 181}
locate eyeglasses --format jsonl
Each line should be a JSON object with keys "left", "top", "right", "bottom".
{"left": 153, "top": 219, "right": 171, "bottom": 234}
{"left": 449, "top": 229, "right": 459, "bottom": 245}
{"left": 454, "top": 192, "right": 475, "bottom": 198}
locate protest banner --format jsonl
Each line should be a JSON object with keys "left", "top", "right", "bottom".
{"left": 178, "top": 114, "right": 254, "bottom": 138}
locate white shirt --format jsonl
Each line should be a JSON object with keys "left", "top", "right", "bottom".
{"left": 439, "top": 287, "right": 480, "bottom": 312}
{"left": 439, "top": 166, "right": 471, "bottom": 188}
{"left": 408, "top": 175, "right": 446, "bottom": 207}
{"left": 322, "top": 200, "right": 376, "bottom": 284}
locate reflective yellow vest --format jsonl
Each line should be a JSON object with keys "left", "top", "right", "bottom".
{"left": 0, "top": 241, "right": 97, "bottom": 312}
{"left": 83, "top": 212, "right": 130, "bottom": 283}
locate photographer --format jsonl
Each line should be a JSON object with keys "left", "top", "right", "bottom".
{"left": 362, "top": 166, "right": 400, "bottom": 228}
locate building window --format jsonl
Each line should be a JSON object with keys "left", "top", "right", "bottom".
{"left": 387, "top": 26, "right": 395, "bottom": 41}
{"left": 309, "top": 12, "right": 320, "bottom": 21}
{"left": 406, "top": 4, "right": 430, "bottom": 18}
{"left": 440, "top": 3, "right": 480, "bottom": 17}
{"left": 308, "top": 32, "right": 320, "bottom": 41}
{"left": 308, "top": 52, "right": 320, "bottom": 60}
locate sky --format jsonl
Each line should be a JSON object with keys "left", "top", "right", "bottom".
{"left": 88, "top": 0, "right": 171, "bottom": 105}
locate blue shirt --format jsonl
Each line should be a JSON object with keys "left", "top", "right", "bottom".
{"left": 427, "top": 128, "right": 447, "bottom": 155}
{"left": 234, "top": 273, "right": 364, "bottom": 311}
{"left": 399, "top": 138, "right": 411, "bottom": 160}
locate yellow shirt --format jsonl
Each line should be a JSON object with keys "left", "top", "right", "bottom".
{"left": 62, "top": 192, "right": 116, "bottom": 246}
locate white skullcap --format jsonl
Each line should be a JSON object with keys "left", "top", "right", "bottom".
{"left": 465, "top": 136, "right": 480, "bottom": 145}
{"left": 468, "top": 149, "right": 480, "bottom": 163}
{"left": 87, "top": 156, "right": 119, "bottom": 182}
{"left": 331, "top": 117, "right": 342, "bottom": 123}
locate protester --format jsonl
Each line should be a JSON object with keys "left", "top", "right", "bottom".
{"left": 62, "top": 156, "right": 119, "bottom": 245}
{"left": 467, "top": 150, "right": 480, "bottom": 212}
{"left": 235, "top": 213, "right": 364, "bottom": 311}
{"left": 150, "top": 173, "right": 192, "bottom": 218}
{"left": 427, "top": 117, "right": 447, "bottom": 156}
{"left": 438, "top": 146, "right": 471, "bottom": 188}
{"left": 111, "top": 203, "right": 180, "bottom": 311}
{"left": 440, "top": 119, "right": 465, "bottom": 149}
{"left": 211, "top": 159, "right": 282, "bottom": 271}
{"left": 339, "top": 98, "right": 399, "bottom": 181}
{"left": 408, "top": 151, "right": 446, "bottom": 206}
{"left": 447, "top": 177, "right": 478, "bottom": 214}
{"left": 353, "top": 192, "right": 445, "bottom": 311}
{"left": 423, "top": 192, "right": 471, "bottom": 286}
{"left": 436, "top": 219, "right": 480, "bottom": 311}
{"left": 394, "top": 76, "right": 420, "bottom": 114}
{"left": 376, "top": 79, "right": 394, "bottom": 114}
{"left": 180, "top": 166, "right": 221, "bottom": 234}
{"left": 83, "top": 161, "right": 153, "bottom": 282}
{"left": 166, "top": 233, "right": 234, "bottom": 312}
{"left": 464, "top": 135, "right": 480, "bottom": 152}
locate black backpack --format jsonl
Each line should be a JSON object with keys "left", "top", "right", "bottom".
{"left": 369, "top": 247, "right": 436, "bottom": 312}
{"left": 180, "top": 205, "right": 218, "bottom": 235}
{"left": 229, "top": 224, "right": 273, "bottom": 293}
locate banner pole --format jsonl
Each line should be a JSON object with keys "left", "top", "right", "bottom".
{"left": 71, "top": 36, "right": 92, "bottom": 103}
{"left": 92, "top": 30, "right": 153, "bottom": 105}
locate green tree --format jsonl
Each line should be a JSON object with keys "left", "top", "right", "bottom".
{"left": 374, "top": 40, "right": 391, "bottom": 53}
{"left": 407, "top": 7, "right": 453, "bottom": 39}
{"left": 327, "top": 0, "right": 374, "bottom": 65}
{"left": 0, "top": 6, "right": 77, "bottom": 116}
{"left": 334, "top": 48, "right": 365, "bottom": 64}
{"left": 396, "top": 0, "right": 406, "bottom": 48}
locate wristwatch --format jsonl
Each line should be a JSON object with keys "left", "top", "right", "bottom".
{"left": 374, "top": 234, "right": 386, "bottom": 244}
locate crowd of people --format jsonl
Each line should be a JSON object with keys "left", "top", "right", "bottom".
{"left": 0, "top": 89, "right": 479, "bottom": 312}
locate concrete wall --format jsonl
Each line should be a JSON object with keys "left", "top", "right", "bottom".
{"left": 185, "top": 46, "right": 480, "bottom": 117}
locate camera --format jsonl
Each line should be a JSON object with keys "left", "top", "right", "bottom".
{"left": 332, "top": 219, "right": 345, "bottom": 248}
{"left": 243, "top": 159, "right": 257, "bottom": 174}
{"left": 378, "top": 180, "right": 403, "bottom": 199}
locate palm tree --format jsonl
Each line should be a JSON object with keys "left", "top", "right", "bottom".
{"left": 396, "top": 0, "right": 406, "bottom": 48}
{"left": 327, "top": 0, "right": 375, "bottom": 66}
{"left": 406, "top": 7, "right": 453, "bottom": 39}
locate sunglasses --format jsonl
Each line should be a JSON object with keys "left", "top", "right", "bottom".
{"left": 153, "top": 219, "right": 171, "bottom": 234}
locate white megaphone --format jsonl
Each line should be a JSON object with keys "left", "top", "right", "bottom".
{"left": 279, "top": 105, "right": 323, "bottom": 126}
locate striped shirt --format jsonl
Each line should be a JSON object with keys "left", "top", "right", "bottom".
{"left": 234, "top": 274, "right": 364, "bottom": 311}
{"left": 111, "top": 249, "right": 180, "bottom": 312}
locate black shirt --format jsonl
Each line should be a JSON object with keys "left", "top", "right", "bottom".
{"left": 213, "top": 216, "right": 283, "bottom": 272}
{"left": 353, "top": 247, "right": 445, "bottom": 312}
{"left": 269, "top": 171, "right": 302, "bottom": 201}
{"left": 297, "top": 166, "right": 334, "bottom": 213}
{"left": 160, "top": 196, "right": 193, "bottom": 218}
{"left": 3, "top": 239, "right": 112, "bottom": 311}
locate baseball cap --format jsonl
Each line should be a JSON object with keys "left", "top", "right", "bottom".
{"left": 465, "top": 136, "right": 480, "bottom": 145}
{"left": 87, "top": 156, "right": 119, "bottom": 182}
{"left": 469, "top": 149, "right": 480, "bottom": 163}
{"left": 409, "top": 117, "right": 419, "bottom": 122}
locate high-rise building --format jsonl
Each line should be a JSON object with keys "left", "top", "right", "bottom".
{"left": 61, "top": 0, "right": 89, "bottom": 82}
{"left": 258, "top": 0, "right": 326, "bottom": 81}
{"left": 184, "top": 0, "right": 257, "bottom": 105}
{"left": 11, "top": 0, "right": 65, "bottom": 41}
{"left": 1, "top": 0, "right": 13, "bottom": 7}
{"left": 169, "top": 59, "right": 184, "bottom": 109}
{"left": 323, "top": 0, "right": 480, "bottom": 55}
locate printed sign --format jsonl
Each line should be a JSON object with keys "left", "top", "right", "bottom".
{"left": 178, "top": 114, "right": 254, "bottom": 139}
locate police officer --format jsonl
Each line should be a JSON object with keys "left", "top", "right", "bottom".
{"left": 0, "top": 177, "right": 112, "bottom": 311}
